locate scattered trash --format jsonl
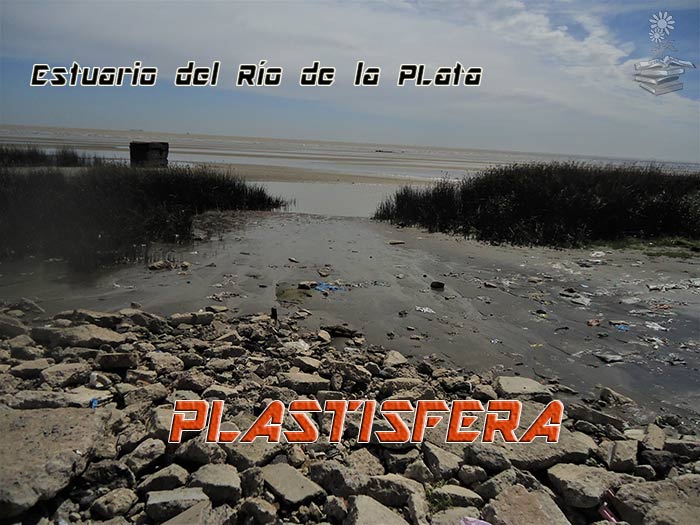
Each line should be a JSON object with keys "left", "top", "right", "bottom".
{"left": 609, "top": 320, "right": 631, "bottom": 332}
{"left": 641, "top": 336, "right": 666, "bottom": 348}
{"left": 554, "top": 326, "right": 569, "bottom": 332}
{"left": 590, "top": 251, "right": 606, "bottom": 258}
{"left": 460, "top": 519, "right": 493, "bottom": 525}
{"left": 318, "top": 267, "right": 331, "bottom": 278}
{"left": 415, "top": 306, "right": 436, "bottom": 314}
{"left": 483, "top": 281, "right": 498, "bottom": 288}
{"left": 620, "top": 297, "right": 642, "bottom": 305}
{"left": 430, "top": 280, "right": 445, "bottom": 290}
{"left": 388, "top": 240, "right": 405, "bottom": 245}
{"left": 595, "top": 352, "right": 624, "bottom": 364}
{"left": 490, "top": 338, "right": 503, "bottom": 344}
{"left": 598, "top": 490, "right": 620, "bottom": 522}
{"left": 315, "top": 282, "right": 347, "bottom": 293}
{"left": 148, "top": 259, "right": 175, "bottom": 271}
{"left": 560, "top": 287, "right": 592, "bottom": 306}
{"left": 587, "top": 319, "right": 601, "bottom": 327}
{"left": 645, "top": 321, "right": 668, "bottom": 332}
{"left": 288, "top": 257, "right": 299, "bottom": 263}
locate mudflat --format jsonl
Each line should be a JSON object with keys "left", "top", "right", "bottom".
{"left": 2, "top": 211, "right": 697, "bottom": 416}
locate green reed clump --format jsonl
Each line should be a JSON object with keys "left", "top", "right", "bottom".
{"left": 0, "top": 145, "right": 104, "bottom": 167}
{"left": 374, "top": 162, "right": 700, "bottom": 247}
{"left": 0, "top": 164, "right": 286, "bottom": 265}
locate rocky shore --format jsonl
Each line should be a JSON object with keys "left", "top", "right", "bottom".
{"left": 1, "top": 301, "right": 699, "bottom": 525}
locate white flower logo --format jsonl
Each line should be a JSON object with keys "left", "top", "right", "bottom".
{"left": 649, "top": 29, "right": 664, "bottom": 43}
{"left": 650, "top": 11, "right": 674, "bottom": 35}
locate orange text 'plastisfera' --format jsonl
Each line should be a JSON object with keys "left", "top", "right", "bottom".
{"left": 168, "top": 399, "right": 564, "bottom": 444}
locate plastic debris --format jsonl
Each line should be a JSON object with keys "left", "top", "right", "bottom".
{"left": 609, "top": 320, "right": 630, "bottom": 332}
{"left": 415, "top": 306, "right": 436, "bottom": 314}
{"left": 315, "top": 282, "right": 346, "bottom": 293}
{"left": 461, "top": 519, "right": 494, "bottom": 525}
{"left": 645, "top": 321, "right": 668, "bottom": 332}
{"left": 587, "top": 319, "right": 601, "bottom": 327}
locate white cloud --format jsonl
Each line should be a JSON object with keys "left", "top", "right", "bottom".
{"left": 1, "top": 0, "right": 698, "bottom": 162}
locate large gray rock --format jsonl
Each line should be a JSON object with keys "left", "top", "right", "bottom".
{"left": 145, "top": 487, "right": 210, "bottom": 522}
{"left": 161, "top": 500, "right": 232, "bottom": 525}
{"left": 499, "top": 427, "right": 595, "bottom": 470}
{"left": 32, "top": 324, "right": 125, "bottom": 348}
{"left": 279, "top": 371, "right": 330, "bottom": 394}
{"left": 54, "top": 309, "right": 122, "bottom": 328}
{"left": 548, "top": 463, "right": 641, "bottom": 508}
{"left": 0, "top": 408, "right": 107, "bottom": 518}
{"left": 363, "top": 474, "right": 424, "bottom": 507}
{"left": 174, "top": 434, "right": 226, "bottom": 466}
{"left": 124, "top": 438, "right": 166, "bottom": 475}
{"left": 482, "top": 484, "right": 572, "bottom": 525}
{"left": 0, "top": 388, "right": 110, "bottom": 409}
{"left": 138, "top": 464, "right": 189, "bottom": 493}
{"left": 95, "top": 351, "right": 139, "bottom": 371}
{"left": 188, "top": 464, "right": 241, "bottom": 504}
{"left": 431, "top": 506, "right": 480, "bottom": 525}
{"left": 422, "top": 442, "right": 462, "bottom": 479}
{"left": 598, "top": 439, "right": 638, "bottom": 473}
{"left": 308, "top": 459, "right": 371, "bottom": 497}
{"left": 261, "top": 463, "right": 325, "bottom": 506}
{"left": 344, "top": 495, "right": 409, "bottom": 525}
{"left": 431, "top": 484, "right": 483, "bottom": 508}
{"left": 614, "top": 474, "right": 700, "bottom": 525}
{"left": 494, "top": 376, "right": 552, "bottom": 399}
{"left": 90, "top": 488, "right": 137, "bottom": 519}
{"left": 40, "top": 362, "right": 91, "bottom": 387}
{"left": 9, "top": 358, "right": 52, "bottom": 379}
{"left": 146, "top": 351, "right": 185, "bottom": 375}
{"left": 0, "top": 314, "right": 29, "bottom": 337}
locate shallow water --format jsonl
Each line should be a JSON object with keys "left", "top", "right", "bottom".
{"left": 3, "top": 125, "right": 698, "bottom": 179}
{"left": 255, "top": 181, "right": 394, "bottom": 217}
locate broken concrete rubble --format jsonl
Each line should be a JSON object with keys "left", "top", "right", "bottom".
{"left": 0, "top": 304, "right": 697, "bottom": 524}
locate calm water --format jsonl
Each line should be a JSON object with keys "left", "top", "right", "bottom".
{"left": 3, "top": 125, "right": 698, "bottom": 180}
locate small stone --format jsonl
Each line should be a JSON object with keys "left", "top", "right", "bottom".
{"left": 457, "top": 465, "right": 488, "bottom": 486}
{"left": 383, "top": 350, "right": 408, "bottom": 368}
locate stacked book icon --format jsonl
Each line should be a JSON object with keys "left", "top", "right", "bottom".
{"left": 634, "top": 56, "right": 696, "bottom": 95}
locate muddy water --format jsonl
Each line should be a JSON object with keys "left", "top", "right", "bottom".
{"left": 1, "top": 212, "right": 698, "bottom": 417}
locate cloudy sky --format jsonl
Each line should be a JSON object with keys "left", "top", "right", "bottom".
{"left": 1, "top": 0, "right": 699, "bottom": 162}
